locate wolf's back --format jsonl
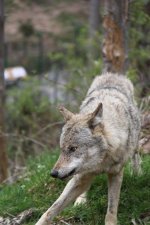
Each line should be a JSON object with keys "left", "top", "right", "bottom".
{"left": 87, "top": 72, "right": 134, "bottom": 102}
{"left": 81, "top": 72, "right": 141, "bottom": 174}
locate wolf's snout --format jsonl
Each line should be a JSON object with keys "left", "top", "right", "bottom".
{"left": 50, "top": 169, "right": 59, "bottom": 178}
{"left": 51, "top": 168, "right": 77, "bottom": 180}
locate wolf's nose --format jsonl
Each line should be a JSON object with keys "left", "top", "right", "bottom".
{"left": 50, "top": 169, "right": 58, "bottom": 178}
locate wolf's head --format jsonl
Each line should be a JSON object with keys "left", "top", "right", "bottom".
{"left": 51, "top": 103, "right": 108, "bottom": 179}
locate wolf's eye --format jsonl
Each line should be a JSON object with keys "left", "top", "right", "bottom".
{"left": 68, "top": 146, "right": 77, "bottom": 152}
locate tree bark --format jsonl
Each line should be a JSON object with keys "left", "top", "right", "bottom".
{"left": 0, "top": 0, "right": 8, "bottom": 182}
{"left": 88, "top": 0, "right": 100, "bottom": 61}
{"left": 102, "top": 0, "right": 129, "bottom": 74}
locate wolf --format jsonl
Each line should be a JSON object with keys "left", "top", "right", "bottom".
{"left": 36, "top": 72, "right": 141, "bottom": 225}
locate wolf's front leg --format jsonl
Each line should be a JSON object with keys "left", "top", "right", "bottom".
{"left": 36, "top": 173, "right": 94, "bottom": 225}
{"left": 105, "top": 169, "right": 124, "bottom": 225}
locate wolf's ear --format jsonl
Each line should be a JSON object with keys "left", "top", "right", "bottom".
{"left": 88, "top": 103, "right": 103, "bottom": 128}
{"left": 59, "top": 106, "right": 74, "bottom": 122}
{"left": 91, "top": 103, "right": 103, "bottom": 119}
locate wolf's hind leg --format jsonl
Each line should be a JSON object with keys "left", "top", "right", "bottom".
{"left": 131, "top": 151, "right": 142, "bottom": 175}
{"left": 105, "top": 169, "right": 124, "bottom": 225}
{"left": 36, "top": 173, "right": 94, "bottom": 225}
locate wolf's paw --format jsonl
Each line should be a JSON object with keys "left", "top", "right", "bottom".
{"left": 35, "top": 220, "right": 50, "bottom": 225}
{"left": 105, "top": 213, "right": 117, "bottom": 225}
{"left": 105, "top": 220, "right": 117, "bottom": 225}
{"left": 35, "top": 213, "right": 52, "bottom": 225}
{"left": 74, "top": 193, "right": 87, "bottom": 206}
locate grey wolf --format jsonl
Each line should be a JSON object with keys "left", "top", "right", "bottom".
{"left": 36, "top": 72, "right": 141, "bottom": 225}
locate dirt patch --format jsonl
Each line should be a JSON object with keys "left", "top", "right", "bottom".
{"left": 5, "top": 0, "right": 89, "bottom": 41}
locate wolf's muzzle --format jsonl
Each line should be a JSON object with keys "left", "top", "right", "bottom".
{"left": 50, "top": 169, "right": 59, "bottom": 178}
{"left": 50, "top": 168, "right": 76, "bottom": 179}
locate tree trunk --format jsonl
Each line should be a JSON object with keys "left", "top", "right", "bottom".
{"left": 88, "top": 0, "right": 100, "bottom": 62}
{"left": 102, "top": 0, "right": 129, "bottom": 74}
{"left": 0, "top": 0, "right": 8, "bottom": 182}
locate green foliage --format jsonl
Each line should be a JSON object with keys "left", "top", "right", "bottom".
{"left": 49, "top": 10, "right": 101, "bottom": 70}
{"left": 48, "top": 14, "right": 103, "bottom": 104}
{"left": 7, "top": 79, "right": 49, "bottom": 131}
{"left": 0, "top": 150, "right": 60, "bottom": 219}
{"left": 48, "top": 27, "right": 89, "bottom": 69}
{"left": 26, "top": 0, "right": 50, "bottom": 6}
{"left": 19, "top": 20, "right": 35, "bottom": 38}
{"left": 51, "top": 0, "right": 150, "bottom": 97}
{"left": 0, "top": 152, "right": 150, "bottom": 224}
{"left": 5, "top": 0, "right": 150, "bottom": 96}
{"left": 128, "top": 0, "right": 150, "bottom": 90}
{"left": 5, "top": 0, "right": 16, "bottom": 14}
{"left": 6, "top": 78, "right": 61, "bottom": 160}
{"left": 47, "top": 0, "right": 150, "bottom": 98}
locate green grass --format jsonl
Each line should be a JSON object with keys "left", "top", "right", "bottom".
{"left": 0, "top": 150, "right": 150, "bottom": 225}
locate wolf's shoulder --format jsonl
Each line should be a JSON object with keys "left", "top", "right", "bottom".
{"left": 88, "top": 72, "right": 134, "bottom": 99}
{"left": 93, "top": 72, "right": 133, "bottom": 92}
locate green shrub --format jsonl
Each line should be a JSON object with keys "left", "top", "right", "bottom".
{"left": 6, "top": 78, "right": 61, "bottom": 162}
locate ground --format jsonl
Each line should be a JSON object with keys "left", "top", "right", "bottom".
{"left": 0, "top": 150, "right": 150, "bottom": 225}
{"left": 5, "top": 0, "right": 88, "bottom": 41}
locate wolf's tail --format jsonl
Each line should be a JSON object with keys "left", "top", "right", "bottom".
{"left": 131, "top": 151, "right": 142, "bottom": 175}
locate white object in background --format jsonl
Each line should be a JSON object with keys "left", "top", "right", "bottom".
{"left": 4, "top": 67, "right": 27, "bottom": 81}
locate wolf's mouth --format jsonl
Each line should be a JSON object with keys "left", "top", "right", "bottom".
{"left": 68, "top": 168, "right": 76, "bottom": 176}
{"left": 60, "top": 168, "right": 76, "bottom": 180}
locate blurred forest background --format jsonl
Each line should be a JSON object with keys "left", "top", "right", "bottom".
{"left": 0, "top": 0, "right": 150, "bottom": 224}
